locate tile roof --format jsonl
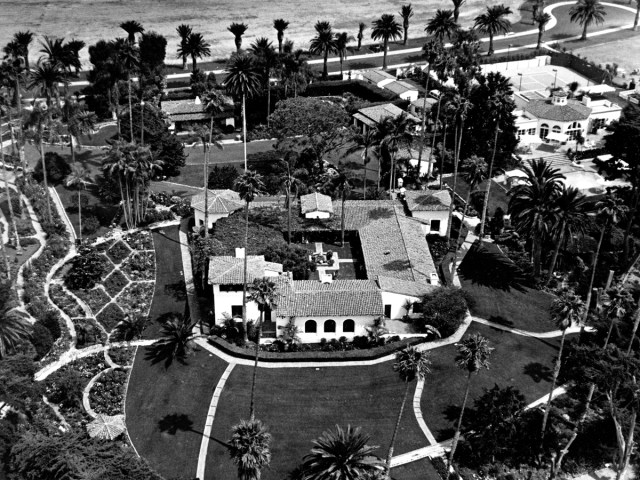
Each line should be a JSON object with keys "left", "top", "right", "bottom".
{"left": 404, "top": 190, "right": 451, "bottom": 211}
{"left": 191, "top": 189, "right": 243, "bottom": 214}
{"left": 411, "top": 97, "right": 438, "bottom": 110}
{"left": 384, "top": 80, "right": 418, "bottom": 95}
{"left": 524, "top": 99, "right": 592, "bottom": 122}
{"left": 356, "top": 104, "right": 420, "bottom": 125}
{"left": 331, "top": 200, "right": 402, "bottom": 230}
{"left": 376, "top": 275, "right": 435, "bottom": 297}
{"left": 208, "top": 255, "right": 283, "bottom": 285}
{"left": 361, "top": 70, "right": 396, "bottom": 84}
{"left": 300, "top": 192, "right": 334, "bottom": 214}
{"left": 161, "top": 96, "right": 234, "bottom": 121}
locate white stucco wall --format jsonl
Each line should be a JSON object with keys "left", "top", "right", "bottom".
{"left": 212, "top": 285, "right": 261, "bottom": 322}
{"left": 304, "top": 211, "right": 331, "bottom": 219}
{"left": 194, "top": 210, "right": 229, "bottom": 229}
{"left": 411, "top": 210, "right": 449, "bottom": 236}
{"left": 276, "top": 315, "right": 377, "bottom": 343}
{"left": 381, "top": 291, "right": 422, "bottom": 319}
{"left": 399, "top": 90, "right": 419, "bottom": 102}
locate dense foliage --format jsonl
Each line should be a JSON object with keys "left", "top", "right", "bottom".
{"left": 415, "top": 287, "right": 473, "bottom": 337}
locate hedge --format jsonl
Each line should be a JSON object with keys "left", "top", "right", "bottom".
{"left": 549, "top": 51, "right": 610, "bottom": 85}
{"left": 208, "top": 336, "right": 428, "bottom": 362}
{"left": 303, "top": 79, "right": 401, "bottom": 103}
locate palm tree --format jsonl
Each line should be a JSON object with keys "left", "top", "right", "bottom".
{"left": 64, "top": 99, "right": 97, "bottom": 163}
{"left": 65, "top": 39, "right": 85, "bottom": 75}
{"left": 24, "top": 102, "right": 54, "bottom": 222}
{"left": 416, "top": 40, "right": 443, "bottom": 177}
{"left": 234, "top": 171, "right": 266, "bottom": 343}
{"left": 280, "top": 48, "right": 312, "bottom": 98}
{"left": 446, "top": 334, "right": 493, "bottom": 473}
{"left": 451, "top": 0, "right": 466, "bottom": 23}
{"left": 176, "top": 24, "right": 193, "bottom": 70}
{"left": 583, "top": 194, "right": 628, "bottom": 321}
{"left": 346, "top": 130, "right": 379, "bottom": 200}
{"left": 113, "top": 39, "right": 139, "bottom": 141}
{"left": 28, "top": 61, "right": 66, "bottom": 107}
{"left": 38, "top": 36, "right": 70, "bottom": 72}
{"left": 181, "top": 32, "right": 211, "bottom": 73}
{"left": 508, "top": 159, "right": 564, "bottom": 277}
{"left": 249, "top": 38, "right": 277, "bottom": 125}
{"left": 228, "top": 419, "right": 271, "bottom": 480}
{"left": 570, "top": 0, "right": 607, "bottom": 40}
{"left": 534, "top": 11, "right": 552, "bottom": 48}
{"left": 540, "top": 291, "right": 585, "bottom": 445}
{"left": 546, "top": 186, "right": 589, "bottom": 282}
{"left": 400, "top": 5, "right": 414, "bottom": 45}
{"left": 120, "top": 20, "right": 145, "bottom": 44}
{"left": 387, "top": 346, "right": 432, "bottom": 471}
{"left": 0, "top": 106, "right": 21, "bottom": 252}
{"left": 13, "top": 31, "right": 34, "bottom": 71}
{"left": 309, "top": 21, "right": 337, "bottom": 80}
{"left": 634, "top": 0, "right": 640, "bottom": 31}
{"left": 601, "top": 284, "right": 633, "bottom": 348}
{"left": 228, "top": 22, "right": 249, "bottom": 52}
{"left": 357, "top": 22, "right": 367, "bottom": 51}
{"left": 247, "top": 278, "right": 278, "bottom": 420}
{"left": 371, "top": 14, "right": 403, "bottom": 70}
{"left": 474, "top": 5, "right": 513, "bottom": 55}
{"left": 426, "top": 9, "right": 459, "bottom": 44}
{"left": 377, "top": 113, "right": 413, "bottom": 192}
{"left": 335, "top": 32, "right": 355, "bottom": 77}
{"left": 0, "top": 309, "right": 31, "bottom": 358}
{"left": 154, "top": 313, "right": 200, "bottom": 362}
{"left": 301, "top": 425, "right": 385, "bottom": 480}
{"left": 337, "top": 173, "right": 352, "bottom": 247}
{"left": 114, "top": 313, "right": 147, "bottom": 341}
{"left": 65, "top": 165, "right": 91, "bottom": 241}
{"left": 273, "top": 19, "right": 290, "bottom": 54}
{"left": 452, "top": 155, "right": 487, "bottom": 273}
{"left": 225, "top": 54, "right": 261, "bottom": 171}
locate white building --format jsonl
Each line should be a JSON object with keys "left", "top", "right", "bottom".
{"left": 359, "top": 69, "right": 397, "bottom": 88}
{"left": 191, "top": 189, "right": 243, "bottom": 230}
{"left": 300, "top": 192, "right": 333, "bottom": 219}
{"left": 383, "top": 80, "right": 420, "bottom": 102}
{"left": 352, "top": 104, "right": 420, "bottom": 134}
{"left": 403, "top": 190, "right": 451, "bottom": 236}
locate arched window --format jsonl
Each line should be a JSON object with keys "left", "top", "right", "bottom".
{"left": 567, "top": 121, "right": 583, "bottom": 141}
{"left": 343, "top": 319, "right": 355, "bottom": 333}
{"left": 324, "top": 319, "right": 336, "bottom": 333}
{"left": 305, "top": 320, "right": 317, "bottom": 333}
{"left": 552, "top": 125, "right": 561, "bottom": 133}
{"left": 539, "top": 124, "right": 549, "bottom": 139}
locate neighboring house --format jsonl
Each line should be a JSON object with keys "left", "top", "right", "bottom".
{"left": 383, "top": 80, "right": 419, "bottom": 102}
{"left": 191, "top": 189, "right": 243, "bottom": 229}
{"left": 300, "top": 192, "right": 333, "bottom": 219}
{"left": 161, "top": 95, "right": 235, "bottom": 132}
{"left": 352, "top": 103, "right": 420, "bottom": 134}
{"left": 396, "top": 145, "right": 435, "bottom": 177}
{"left": 409, "top": 96, "right": 437, "bottom": 118}
{"left": 359, "top": 69, "right": 397, "bottom": 88}
{"left": 403, "top": 189, "right": 451, "bottom": 236}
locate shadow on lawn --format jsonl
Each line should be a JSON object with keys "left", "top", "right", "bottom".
{"left": 458, "top": 242, "right": 532, "bottom": 292}
{"left": 523, "top": 362, "right": 553, "bottom": 383}
{"left": 165, "top": 280, "right": 187, "bottom": 301}
{"left": 159, "top": 413, "right": 199, "bottom": 435}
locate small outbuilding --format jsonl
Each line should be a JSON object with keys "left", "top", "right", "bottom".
{"left": 300, "top": 192, "right": 334, "bottom": 219}
{"left": 191, "top": 189, "right": 243, "bottom": 229}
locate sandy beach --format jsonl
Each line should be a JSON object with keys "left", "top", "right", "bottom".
{"left": 0, "top": 0, "right": 523, "bottom": 67}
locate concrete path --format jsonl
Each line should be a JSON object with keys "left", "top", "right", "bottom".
{"left": 390, "top": 440, "right": 451, "bottom": 467}
{"left": 413, "top": 377, "right": 438, "bottom": 446}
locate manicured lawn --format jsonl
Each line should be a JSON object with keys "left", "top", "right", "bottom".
{"left": 421, "top": 322, "right": 568, "bottom": 442}
{"left": 206, "top": 363, "right": 428, "bottom": 480}
{"left": 393, "top": 458, "right": 441, "bottom": 480}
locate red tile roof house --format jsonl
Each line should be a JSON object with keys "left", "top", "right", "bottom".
{"left": 161, "top": 95, "right": 235, "bottom": 132}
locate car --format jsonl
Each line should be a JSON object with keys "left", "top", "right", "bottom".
{"left": 428, "top": 89, "right": 441, "bottom": 99}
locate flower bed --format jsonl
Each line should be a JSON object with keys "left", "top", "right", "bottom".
{"left": 103, "top": 269, "right": 129, "bottom": 297}
{"left": 123, "top": 231, "right": 153, "bottom": 251}
{"left": 109, "top": 346, "right": 136, "bottom": 367}
{"left": 49, "top": 283, "right": 84, "bottom": 318}
{"left": 106, "top": 240, "right": 131, "bottom": 264}
{"left": 121, "top": 251, "right": 155, "bottom": 281}
{"left": 89, "top": 368, "right": 128, "bottom": 416}
{"left": 73, "top": 286, "right": 111, "bottom": 314}
{"left": 96, "top": 302, "right": 126, "bottom": 331}
{"left": 117, "top": 283, "right": 154, "bottom": 314}
{"left": 73, "top": 317, "right": 108, "bottom": 348}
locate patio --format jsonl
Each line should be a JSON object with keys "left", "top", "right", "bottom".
{"left": 298, "top": 240, "right": 364, "bottom": 281}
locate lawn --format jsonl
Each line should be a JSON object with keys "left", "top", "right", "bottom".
{"left": 206, "top": 363, "right": 429, "bottom": 480}
{"left": 421, "top": 322, "right": 568, "bottom": 442}
{"left": 443, "top": 176, "right": 509, "bottom": 218}
{"left": 573, "top": 35, "right": 640, "bottom": 77}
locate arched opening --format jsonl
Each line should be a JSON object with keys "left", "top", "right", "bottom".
{"left": 343, "top": 319, "right": 355, "bottom": 333}
{"left": 305, "top": 320, "right": 317, "bottom": 333}
{"left": 539, "top": 124, "right": 549, "bottom": 139}
{"left": 567, "top": 121, "right": 582, "bottom": 141}
{"left": 324, "top": 319, "right": 336, "bottom": 333}
{"left": 552, "top": 125, "right": 561, "bottom": 133}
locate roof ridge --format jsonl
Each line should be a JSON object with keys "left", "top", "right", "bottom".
{"left": 393, "top": 208, "right": 416, "bottom": 282}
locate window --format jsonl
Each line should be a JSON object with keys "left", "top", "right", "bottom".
{"left": 231, "top": 305, "right": 242, "bottom": 318}
{"left": 539, "top": 124, "right": 549, "bottom": 139}
{"left": 430, "top": 219, "right": 441, "bottom": 233}
{"left": 567, "top": 121, "right": 583, "bottom": 141}
{"left": 343, "top": 319, "right": 355, "bottom": 333}
{"left": 517, "top": 128, "right": 526, "bottom": 137}
{"left": 324, "top": 319, "right": 336, "bottom": 333}
{"left": 384, "top": 305, "right": 392, "bottom": 318}
{"left": 199, "top": 219, "right": 204, "bottom": 226}
{"left": 527, "top": 128, "right": 536, "bottom": 135}
{"left": 305, "top": 320, "right": 317, "bottom": 333}
{"left": 552, "top": 125, "right": 561, "bottom": 133}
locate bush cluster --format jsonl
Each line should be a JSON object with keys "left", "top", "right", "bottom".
{"left": 106, "top": 241, "right": 131, "bottom": 264}
{"left": 414, "top": 287, "right": 473, "bottom": 338}
{"left": 103, "top": 269, "right": 129, "bottom": 297}
{"left": 90, "top": 368, "right": 128, "bottom": 416}
{"left": 64, "top": 246, "right": 109, "bottom": 290}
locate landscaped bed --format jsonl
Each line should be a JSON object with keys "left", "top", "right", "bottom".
{"left": 96, "top": 302, "right": 126, "bottom": 331}
{"left": 90, "top": 368, "right": 128, "bottom": 416}
{"left": 106, "top": 240, "right": 132, "bottom": 264}
{"left": 49, "top": 283, "right": 84, "bottom": 318}
{"left": 73, "top": 286, "right": 111, "bottom": 314}
{"left": 121, "top": 251, "right": 155, "bottom": 281}
{"left": 117, "top": 283, "right": 155, "bottom": 314}
{"left": 103, "top": 269, "right": 129, "bottom": 297}
{"left": 73, "top": 317, "right": 107, "bottom": 347}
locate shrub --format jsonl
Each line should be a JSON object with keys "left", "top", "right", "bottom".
{"left": 67, "top": 193, "right": 90, "bottom": 213}
{"left": 106, "top": 241, "right": 131, "bottom": 264}
{"left": 65, "top": 246, "right": 109, "bottom": 290}
{"left": 103, "top": 269, "right": 129, "bottom": 297}
{"left": 208, "top": 165, "right": 239, "bottom": 190}
{"left": 46, "top": 368, "right": 85, "bottom": 410}
{"left": 82, "top": 215, "right": 100, "bottom": 235}
{"left": 38, "top": 310, "right": 62, "bottom": 340}
{"left": 414, "top": 287, "right": 472, "bottom": 337}
{"left": 74, "top": 287, "right": 111, "bottom": 313}
{"left": 96, "top": 302, "right": 126, "bottom": 330}
{"left": 31, "top": 322, "right": 54, "bottom": 360}
{"left": 32, "top": 151, "right": 71, "bottom": 185}
{"left": 41, "top": 219, "right": 67, "bottom": 237}
{"left": 142, "top": 208, "right": 174, "bottom": 225}
{"left": 90, "top": 368, "right": 128, "bottom": 416}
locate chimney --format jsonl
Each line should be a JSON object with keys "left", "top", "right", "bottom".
{"left": 582, "top": 94, "right": 591, "bottom": 107}
{"left": 319, "top": 272, "right": 333, "bottom": 284}
{"left": 235, "top": 247, "right": 245, "bottom": 259}
{"left": 194, "top": 96, "right": 202, "bottom": 105}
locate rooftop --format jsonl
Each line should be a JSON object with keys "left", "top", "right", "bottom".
{"left": 384, "top": 80, "right": 419, "bottom": 96}
{"left": 361, "top": 70, "right": 396, "bottom": 84}
{"left": 161, "top": 95, "right": 233, "bottom": 121}
{"left": 191, "top": 189, "right": 243, "bottom": 214}
{"left": 354, "top": 103, "right": 420, "bottom": 126}
{"left": 208, "top": 255, "right": 283, "bottom": 285}
{"left": 404, "top": 190, "right": 451, "bottom": 212}
{"left": 523, "top": 98, "right": 592, "bottom": 122}
{"left": 300, "top": 192, "right": 334, "bottom": 214}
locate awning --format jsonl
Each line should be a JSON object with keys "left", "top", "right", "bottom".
{"left": 546, "top": 132, "right": 569, "bottom": 142}
{"left": 517, "top": 134, "right": 540, "bottom": 145}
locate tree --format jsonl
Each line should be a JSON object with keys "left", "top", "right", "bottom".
{"left": 12, "top": 31, "right": 34, "bottom": 71}
{"left": 176, "top": 24, "right": 193, "bottom": 70}
{"left": 426, "top": 9, "right": 459, "bottom": 44}
{"left": 357, "top": 22, "right": 367, "bottom": 50}
{"left": 120, "top": 20, "right": 145, "bottom": 44}
{"left": 446, "top": 334, "right": 493, "bottom": 473}
{"left": 234, "top": 171, "right": 266, "bottom": 342}
{"left": 228, "top": 22, "right": 249, "bottom": 53}
{"left": 601, "top": 284, "right": 633, "bottom": 348}
{"left": 113, "top": 38, "right": 140, "bottom": 141}
{"left": 508, "top": 159, "right": 564, "bottom": 277}
{"left": 273, "top": 19, "right": 290, "bottom": 54}
{"left": 400, "top": 4, "right": 414, "bottom": 45}
{"left": 153, "top": 313, "right": 200, "bottom": 364}
{"left": 181, "top": 32, "right": 211, "bottom": 73}
{"left": 249, "top": 38, "right": 277, "bottom": 125}
{"left": 309, "top": 21, "right": 337, "bottom": 80}
{"left": 228, "top": 418, "right": 271, "bottom": 480}
{"left": 28, "top": 61, "right": 66, "bottom": 107}
{"left": 0, "top": 299, "right": 32, "bottom": 358}
{"left": 301, "top": 425, "right": 385, "bottom": 480}
{"left": 65, "top": 165, "right": 91, "bottom": 240}
{"left": 371, "top": 14, "right": 402, "bottom": 70}
{"left": 474, "top": 5, "right": 513, "bottom": 55}
{"left": 24, "top": 101, "right": 55, "bottom": 222}
{"left": 66, "top": 39, "right": 85, "bottom": 75}
{"left": 0, "top": 104, "right": 21, "bottom": 252}
{"left": 451, "top": 0, "right": 466, "bottom": 23}
{"left": 63, "top": 98, "right": 97, "bottom": 164}
{"left": 346, "top": 130, "right": 379, "bottom": 199}
{"left": 387, "top": 346, "right": 432, "bottom": 471}
{"left": 570, "top": 0, "right": 607, "bottom": 40}
{"left": 376, "top": 113, "right": 414, "bottom": 192}
{"left": 247, "top": 278, "right": 278, "bottom": 420}
{"left": 280, "top": 47, "right": 313, "bottom": 98}
{"left": 335, "top": 32, "right": 355, "bottom": 77}
{"left": 540, "top": 291, "right": 585, "bottom": 445}
{"left": 534, "top": 11, "right": 552, "bottom": 48}
{"left": 114, "top": 313, "right": 147, "bottom": 341}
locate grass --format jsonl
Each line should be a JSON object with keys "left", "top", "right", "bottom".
{"left": 420, "top": 322, "right": 568, "bottom": 442}
{"left": 443, "top": 176, "right": 510, "bottom": 217}
{"left": 206, "top": 363, "right": 428, "bottom": 480}
{"left": 573, "top": 34, "right": 640, "bottom": 76}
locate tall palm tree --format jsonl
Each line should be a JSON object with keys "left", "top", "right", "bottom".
{"left": 176, "top": 24, "right": 193, "bottom": 70}
{"left": 426, "top": 9, "right": 459, "bottom": 44}
{"left": 346, "top": 130, "right": 379, "bottom": 200}
{"left": 336, "top": 173, "right": 352, "bottom": 247}
{"left": 234, "top": 171, "right": 266, "bottom": 343}
{"left": 451, "top": 0, "right": 466, "bottom": 23}
{"left": 452, "top": 155, "right": 487, "bottom": 273}
{"left": 38, "top": 36, "right": 70, "bottom": 72}
{"left": 0, "top": 106, "right": 21, "bottom": 252}
{"left": 24, "top": 101, "right": 54, "bottom": 222}
{"left": 249, "top": 38, "right": 277, "bottom": 125}
{"left": 0, "top": 226, "right": 10, "bottom": 281}
{"left": 601, "top": 284, "right": 633, "bottom": 348}
{"left": 446, "top": 334, "right": 493, "bottom": 473}
{"left": 416, "top": 40, "right": 443, "bottom": 177}
{"left": 534, "top": 11, "right": 552, "bottom": 48}
{"left": 583, "top": 194, "right": 628, "bottom": 321}
{"left": 64, "top": 99, "right": 97, "bottom": 163}
{"left": 225, "top": 54, "right": 261, "bottom": 172}
{"left": 301, "top": 425, "right": 385, "bottom": 480}
{"left": 371, "top": 14, "right": 403, "bottom": 70}
{"left": 113, "top": 38, "right": 139, "bottom": 141}
{"left": 474, "top": 5, "right": 513, "bottom": 55}
{"left": 335, "top": 32, "right": 355, "bottom": 77}
{"left": 247, "top": 277, "right": 278, "bottom": 420}
{"left": 546, "top": 186, "right": 589, "bottom": 283}
{"left": 273, "top": 19, "right": 290, "bottom": 54}
{"left": 377, "top": 113, "right": 413, "bottom": 193}
{"left": 228, "top": 419, "right": 271, "bottom": 480}
{"left": 120, "top": 20, "right": 145, "bottom": 44}
{"left": 229, "top": 22, "right": 249, "bottom": 53}
{"left": 65, "top": 165, "right": 91, "bottom": 241}
{"left": 400, "top": 5, "right": 414, "bottom": 45}
{"left": 570, "top": 0, "right": 607, "bottom": 40}
{"left": 0, "top": 309, "right": 31, "bottom": 358}
{"left": 66, "top": 39, "right": 85, "bottom": 75}
{"left": 309, "top": 21, "right": 337, "bottom": 80}
{"left": 357, "top": 22, "right": 367, "bottom": 51}
{"left": 540, "top": 291, "right": 585, "bottom": 445}
{"left": 387, "top": 346, "right": 432, "bottom": 471}
{"left": 28, "top": 61, "right": 66, "bottom": 107}
{"left": 182, "top": 32, "right": 211, "bottom": 73}
{"left": 508, "top": 159, "right": 564, "bottom": 277}
{"left": 12, "top": 31, "right": 34, "bottom": 71}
